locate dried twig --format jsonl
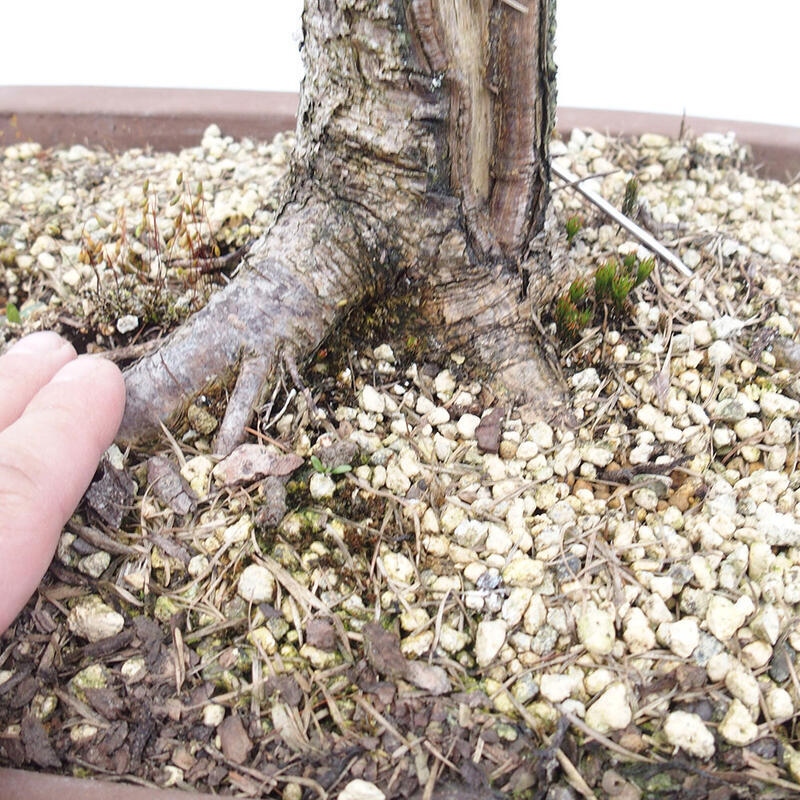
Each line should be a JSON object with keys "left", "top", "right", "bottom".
{"left": 551, "top": 161, "right": 693, "bottom": 278}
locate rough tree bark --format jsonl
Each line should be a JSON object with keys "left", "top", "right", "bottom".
{"left": 119, "top": 0, "right": 561, "bottom": 455}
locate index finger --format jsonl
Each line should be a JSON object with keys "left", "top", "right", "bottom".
{"left": 0, "top": 332, "right": 78, "bottom": 430}
{"left": 0, "top": 354, "right": 125, "bottom": 633}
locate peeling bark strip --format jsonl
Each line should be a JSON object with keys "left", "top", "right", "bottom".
{"left": 119, "top": 0, "right": 562, "bottom": 454}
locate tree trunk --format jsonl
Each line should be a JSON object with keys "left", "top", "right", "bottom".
{"left": 119, "top": 0, "right": 561, "bottom": 454}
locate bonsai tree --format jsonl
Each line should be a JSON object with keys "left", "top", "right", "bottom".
{"left": 119, "top": 0, "right": 561, "bottom": 453}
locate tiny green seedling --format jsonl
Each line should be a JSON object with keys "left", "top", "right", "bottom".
{"left": 310, "top": 455, "right": 352, "bottom": 476}
{"left": 565, "top": 215, "right": 583, "bottom": 244}
{"left": 4, "top": 302, "right": 21, "bottom": 324}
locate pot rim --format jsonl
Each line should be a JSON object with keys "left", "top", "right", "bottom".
{"left": 2, "top": 86, "right": 799, "bottom": 180}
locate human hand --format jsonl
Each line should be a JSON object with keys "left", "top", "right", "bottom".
{"left": 0, "top": 332, "right": 125, "bottom": 634}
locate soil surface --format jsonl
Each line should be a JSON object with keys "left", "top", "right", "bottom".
{"left": 1, "top": 126, "right": 800, "bottom": 800}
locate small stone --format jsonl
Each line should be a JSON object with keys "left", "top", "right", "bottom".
{"left": 502, "top": 587, "right": 533, "bottom": 626}
{"left": 528, "top": 421, "right": 554, "bottom": 450}
{"left": 734, "top": 417, "right": 762, "bottom": 440}
{"left": 360, "top": 385, "right": 385, "bottom": 414}
{"left": 67, "top": 597, "right": 125, "bottom": 643}
{"left": 498, "top": 439, "right": 518, "bottom": 460}
{"left": 516, "top": 440, "right": 539, "bottom": 460}
{"left": 70, "top": 664, "right": 109, "bottom": 697}
{"left": 116, "top": 314, "right": 139, "bottom": 334}
{"left": 309, "top": 472, "right": 336, "bottom": 499}
{"left": 77, "top": 551, "right": 111, "bottom": 578}
{"left": 203, "top": 703, "right": 226, "bottom": 727}
{"left": 689, "top": 320, "right": 712, "bottom": 347}
{"left": 373, "top": 344, "right": 395, "bottom": 362}
{"left": 222, "top": 515, "right": 253, "bottom": 545}
{"left": 400, "top": 630, "right": 434, "bottom": 658}
{"left": 338, "top": 779, "right": 386, "bottom": 800}
{"left": 715, "top": 398, "right": 748, "bottom": 423}
{"left": 718, "top": 699, "right": 758, "bottom": 746}
{"left": 434, "top": 369, "right": 457, "bottom": 398}
{"left": 120, "top": 657, "right": 146, "bottom": 683}
{"left": 741, "top": 641, "right": 772, "bottom": 669}
{"left": 181, "top": 455, "right": 215, "bottom": 499}
{"left": 577, "top": 604, "right": 615, "bottom": 655}
{"left": 663, "top": 711, "right": 715, "bottom": 759}
{"left": 415, "top": 395, "right": 436, "bottom": 415}
{"left": 457, "top": 413, "right": 481, "bottom": 439}
{"left": 539, "top": 673, "right": 579, "bottom": 703}
{"left": 383, "top": 460, "right": 411, "bottom": 495}
{"left": 770, "top": 242, "right": 791, "bottom": 264}
{"left": 426, "top": 406, "right": 450, "bottom": 426}
{"left": 439, "top": 503, "right": 467, "bottom": 533}
{"left": 511, "top": 673, "right": 539, "bottom": 704}
{"left": 70, "top": 723, "right": 98, "bottom": 745}
{"left": 381, "top": 552, "right": 416, "bottom": 584}
{"left": 760, "top": 391, "right": 800, "bottom": 418}
{"left": 237, "top": 564, "right": 275, "bottom": 603}
{"left": 765, "top": 687, "right": 794, "bottom": 721}
{"left": 582, "top": 444, "right": 615, "bottom": 467}
{"left": 585, "top": 683, "right": 631, "bottom": 733}
{"left": 710, "top": 315, "right": 747, "bottom": 339}
{"left": 765, "top": 417, "right": 792, "bottom": 445}
{"left": 756, "top": 504, "right": 800, "bottom": 546}
{"left": 705, "top": 595, "right": 753, "bottom": 641}
{"left": 657, "top": 618, "right": 699, "bottom": 659}
{"left": 750, "top": 605, "right": 781, "bottom": 645}
{"left": 438, "top": 625, "right": 471, "bottom": 654}
{"left": 623, "top": 607, "right": 656, "bottom": 654}
{"left": 300, "top": 643, "right": 340, "bottom": 669}
{"left": 632, "top": 487, "right": 659, "bottom": 511}
{"left": 707, "top": 340, "right": 733, "bottom": 366}
{"left": 571, "top": 368, "right": 600, "bottom": 392}
{"left": 248, "top": 626, "right": 278, "bottom": 655}
{"left": 485, "top": 525, "right": 513, "bottom": 555}
{"left": 475, "top": 619, "right": 507, "bottom": 667}
{"left": 502, "top": 557, "right": 545, "bottom": 587}
{"left": 725, "top": 668, "right": 760, "bottom": 710}
{"left": 453, "top": 519, "right": 488, "bottom": 548}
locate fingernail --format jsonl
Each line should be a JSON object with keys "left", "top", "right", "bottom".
{"left": 10, "top": 331, "right": 72, "bottom": 355}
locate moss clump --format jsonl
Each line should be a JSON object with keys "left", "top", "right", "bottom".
{"left": 555, "top": 252, "right": 655, "bottom": 342}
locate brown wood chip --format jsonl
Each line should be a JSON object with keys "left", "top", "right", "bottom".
{"left": 20, "top": 714, "right": 61, "bottom": 769}
{"left": 212, "top": 443, "right": 304, "bottom": 485}
{"left": 218, "top": 713, "right": 252, "bottom": 764}
{"left": 147, "top": 455, "right": 198, "bottom": 515}
{"left": 475, "top": 406, "right": 504, "bottom": 454}
{"left": 83, "top": 457, "right": 137, "bottom": 528}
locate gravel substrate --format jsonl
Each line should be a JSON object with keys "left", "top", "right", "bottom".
{"left": 2, "top": 123, "right": 800, "bottom": 792}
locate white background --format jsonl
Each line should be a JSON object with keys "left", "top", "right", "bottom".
{"left": 2, "top": 1, "right": 798, "bottom": 128}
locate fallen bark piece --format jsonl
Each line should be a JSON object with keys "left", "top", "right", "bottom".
{"left": 147, "top": 455, "right": 198, "bottom": 515}
{"left": 403, "top": 660, "right": 451, "bottom": 696}
{"left": 362, "top": 622, "right": 451, "bottom": 695}
{"left": 218, "top": 713, "right": 252, "bottom": 764}
{"left": 475, "top": 406, "right": 505, "bottom": 454}
{"left": 21, "top": 714, "right": 62, "bottom": 769}
{"left": 212, "top": 443, "right": 303, "bottom": 485}
{"left": 83, "top": 457, "right": 136, "bottom": 528}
